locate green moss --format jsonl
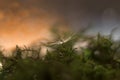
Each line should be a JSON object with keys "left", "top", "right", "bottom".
{"left": 0, "top": 32, "right": 120, "bottom": 80}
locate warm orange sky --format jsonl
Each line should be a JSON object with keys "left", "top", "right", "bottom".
{"left": 0, "top": 0, "right": 66, "bottom": 50}
{"left": 0, "top": 18, "right": 53, "bottom": 49}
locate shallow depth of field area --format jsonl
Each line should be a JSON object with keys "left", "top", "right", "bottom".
{"left": 0, "top": 28, "right": 120, "bottom": 80}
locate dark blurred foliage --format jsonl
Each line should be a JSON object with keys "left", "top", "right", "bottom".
{"left": 0, "top": 30, "right": 120, "bottom": 80}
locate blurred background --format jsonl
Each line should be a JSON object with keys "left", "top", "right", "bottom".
{"left": 0, "top": 0, "right": 120, "bottom": 49}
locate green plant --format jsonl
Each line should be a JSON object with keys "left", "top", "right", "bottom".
{"left": 0, "top": 31, "right": 120, "bottom": 80}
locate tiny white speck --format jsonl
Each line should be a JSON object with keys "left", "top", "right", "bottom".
{"left": 0, "top": 62, "right": 3, "bottom": 69}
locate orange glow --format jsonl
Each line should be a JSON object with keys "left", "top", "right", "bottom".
{"left": 0, "top": 0, "right": 68, "bottom": 51}
{"left": 0, "top": 11, "right": 60, "bottom": 50}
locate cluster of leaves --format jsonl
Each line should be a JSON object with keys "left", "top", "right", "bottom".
{"left": 0, "top": 33, "right": 120, "bottom": 80}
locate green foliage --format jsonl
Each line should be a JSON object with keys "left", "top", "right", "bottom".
{"left": 0, "top": 32, "right": 120, "bottom": 80}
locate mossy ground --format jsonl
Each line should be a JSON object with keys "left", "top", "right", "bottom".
{"left": 0, "top": 32, "right": 120, "bottom": 80}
